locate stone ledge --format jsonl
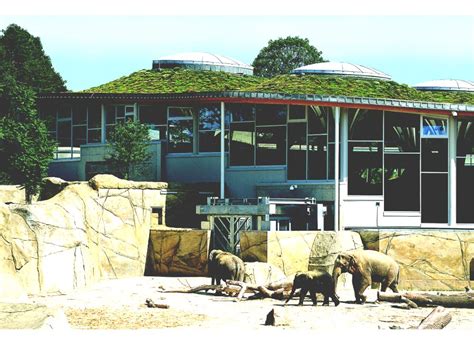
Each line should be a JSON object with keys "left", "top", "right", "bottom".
{"left": 89, "top": 174, "right": 167, "bottom": 190}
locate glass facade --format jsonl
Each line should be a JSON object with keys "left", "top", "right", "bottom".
{"left": 348, "top": 109, "right": 383, "bottom": 195}
{"left": 42, "top": 99, "right": 473, "bottom": 226}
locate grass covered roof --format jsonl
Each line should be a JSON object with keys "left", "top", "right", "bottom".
{"left": 81, "top": 68, "right": 474, "bottom": 106}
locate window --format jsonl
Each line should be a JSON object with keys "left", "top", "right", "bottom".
{"left": 384, "top": 112, "right": 420, "bottom": 211}
{"left": 256, "top": 126, "right": 286, "bottom": 165}
{"left": 88, "top": 104, "right": 102, "bottom": 143}
{"left": 348, "top": 109, "right": 383, "bottom": 195}
{"left": 198, "top": 105, "right": 228, "bottom": 152}
{"left": 422, "top": 116, "right": 448, "bottom": 138}
{"left": 105, "top": 105, "right": 135, "bottom": 141}
{"left": 256, "top": 104, "right": 287, "bottom": 125}
{"left": 139, "top": 105, "right": 167, "bottom": 141}
{"left": 168, "top": 107, "right": 193, "bottom": 153}
{"left": 349, "top": 109, "right": 383, "bottom": 141}
{"left": 348, "top": 142, "right": 383, "bottom": 195}
{"left": 289, "top": 105, "right": 306, "bottom": 120}
{"left": 288, "top": 123, "right": 307, "bottom": 179}
{"left": 230, "top": 122, "right": 255, "bottom": 165}
{"left": 57, "top": 118, "right": 72, "bottom": 159}
{"left": 457, "top": 119, "right": 474, "bottom": 223}
{"left": 255, "top": 105, "right": 287, "bottom": 165}
{"left": 72, "top": 104, "right": 87, "bottom": 158}
{"left": 308, "top": 135, "right": 327, "bottom": 180}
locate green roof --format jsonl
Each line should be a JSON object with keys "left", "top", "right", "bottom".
{"left": 81, "top": 68, "right": 474, "bottom": 106}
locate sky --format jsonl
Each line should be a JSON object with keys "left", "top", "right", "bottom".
{"left": 1, "top": 9, "right": 473, "bottom": 92}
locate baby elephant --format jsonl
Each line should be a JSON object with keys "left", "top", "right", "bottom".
{"left": 285, "top": 271, "right": 340, "bottom": 306}
{"left": 208, "top": 249, "right": 245, "bottom": 285}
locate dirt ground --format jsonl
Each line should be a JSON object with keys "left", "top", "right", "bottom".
{"left": 28, "top": 276, "right": 474, "bottom": 330}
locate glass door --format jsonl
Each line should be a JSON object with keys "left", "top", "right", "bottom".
{"left": 421, "top": 116, "right": 448, "bottom": 223}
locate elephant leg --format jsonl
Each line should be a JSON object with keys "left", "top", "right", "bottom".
{"left": 322, "top": 294, "right": 329, "bottom": 306}
{"left": 331, "top": 293, "right": 340, "bottom": 306}
{"left": 389, "top": 282, "right": 399, "bottom": 293}
{"left": 309, "top": 288, "right": 318, "bottom": 306}
{"left": 357, "top": 277, "right": 371, "bottom": 304}
{"left": 381, "top": 280, "right": 389, "bottom": 292}
{"left": 352, "top": 276, "right": 362, "bottom": 303}
{"left": 299, "top": 287, "right": 309, "bottom": 305}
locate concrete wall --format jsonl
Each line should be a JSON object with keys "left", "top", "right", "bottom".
{"left": 48, "top": 160, "right": 82, "bottom": 181}
{"left": 226, "top": 166, "right": 286, "bottom": 198}
{"left": 166, "top": 153, "right": 222, "bottom": 183}
{"left": 358, "top": 229, "right": 474, "bottom": 291}
{"left": 240, "top": 230, "right": 363, "bottom": 289}
{"left": 145, "top": 228, "right": 210, "bottom": 276}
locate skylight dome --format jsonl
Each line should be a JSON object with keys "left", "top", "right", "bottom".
{"left": 413, "top": 79, "right": 474, "bottom": 92}
{"left": 153, "top": 52, "right": 253, "bottom": 75}
{"left": 292, "top": 61, "right": 391, "bottom": 80}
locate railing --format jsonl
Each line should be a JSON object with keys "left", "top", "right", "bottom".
{"left": 207, "top": 196, "right": 317, "bottom": 206}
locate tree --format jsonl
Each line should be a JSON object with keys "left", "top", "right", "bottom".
{"left": 0, "top": 24, "right": 62, "bottom": 203}
{"left": 0, "top": 116, "right": 56, "bottom": 203}
{"left": 0, "top": 24, "right": 66, "bottom": 93}
{"left": 252, "top": 36, "right": 325, "bottom": 77}
{"left": 106, "top": 121, "right": 152, "bottom": 180}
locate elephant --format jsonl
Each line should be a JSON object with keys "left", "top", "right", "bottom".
{"left": 208, "top": 249, "right": 245, "bottom": 285}
{"left": 332, "top": 250, "right": 400, "bottom": 304}
{"left": 285, "top": 271, "right": 340, "bottom": 306}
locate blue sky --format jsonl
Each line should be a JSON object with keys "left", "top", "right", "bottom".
{"left": 0, "top": 16, "right": 473, "bottom": 92}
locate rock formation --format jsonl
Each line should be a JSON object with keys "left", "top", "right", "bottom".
{"left": 0, "top": 175, "right": 167, "bottom": 298}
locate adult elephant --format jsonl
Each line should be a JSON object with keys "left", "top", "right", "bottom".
{"left": 332, "top": 250, "right": 400, "bottom": 304}
{"left": 208, "top": 249, "right": 245, "bottom": 285}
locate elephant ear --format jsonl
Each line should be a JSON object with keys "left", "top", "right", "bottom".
{"left": 348, "top": 255, "right": 358, "bottom": 274}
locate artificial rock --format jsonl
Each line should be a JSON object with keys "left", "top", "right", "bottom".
{"left": 0, "top": 175, "right": 167, "bottom": 298}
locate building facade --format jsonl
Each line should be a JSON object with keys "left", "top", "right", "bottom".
{"left": 38, "top": 53, "right": 474, "bottom": 230}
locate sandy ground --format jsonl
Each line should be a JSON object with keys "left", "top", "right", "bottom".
{"left": 22, "top": 276, "right": 474, "bottom": 331}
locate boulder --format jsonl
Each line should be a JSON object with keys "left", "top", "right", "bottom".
{"left": 39, "top": 177, "right": 68, "bottom": 200}
{"left": 0, "top": 185, "right": 25, "bottom": 203}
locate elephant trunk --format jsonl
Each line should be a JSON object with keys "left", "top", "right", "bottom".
{"left": 332, "top": 265, "right": 342, "bottom": 294}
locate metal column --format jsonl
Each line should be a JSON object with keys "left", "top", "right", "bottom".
{"left": 220, "top": 101, "right": 225, "bottom": 199}
{"left": 334, "top": 106, "right": 341, "bottom": 231}
{"left": 448, "top": 113, "right": 457, "bottom": 225}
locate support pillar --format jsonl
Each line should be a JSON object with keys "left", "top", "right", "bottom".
{"left": 339, "top": 108, "right": 349, "bottom": 230}
{"left": 334, "top": 106, "right": 341, "bottom": 231}
{"left": 220, "top": 101, "right": 225, "bottom": 199}
{"left": 448, "top": 114, "right": 457, "bottom": 226}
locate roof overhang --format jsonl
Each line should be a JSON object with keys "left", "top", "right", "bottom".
{"left": 38, "top": 91, "right": 474, "bottom": 117}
